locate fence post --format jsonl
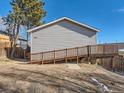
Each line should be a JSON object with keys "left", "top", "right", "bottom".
{"left": 111, "top": 57, "right": 114, "bottom": 71}
{"left": 122, "top": 58, "right": 124, "bottom": 73}
{"left": 103, "top": 45, "right": 105, "bottom": 54}
{"left": 112, "top": 57, "right": 115, "bottom": 72}
{"left": 121, "top": 58, "right": 123, "bottom": 72}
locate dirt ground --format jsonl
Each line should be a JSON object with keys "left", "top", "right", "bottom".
{"left": 0, "top": 58, "right": 124, "bottom": 93}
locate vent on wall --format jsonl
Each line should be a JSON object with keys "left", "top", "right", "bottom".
{"left": 34, "top": 37, "right": 37, "bottom": 39}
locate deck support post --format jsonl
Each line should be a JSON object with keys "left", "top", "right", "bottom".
{"left": 76, "top": 55, "right": 79, "bottom": 64}
{"left": 88, "top": 57, "right": 91, "bottom": 64}
{"left": 87, "top": 45, "right": 91, "bottom": 64}
{"left": 65, "top": 58, "right": 67, "bottom": 63}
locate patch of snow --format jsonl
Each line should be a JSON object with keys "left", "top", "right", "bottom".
{"left": 91, "top": 77, "right": 112, "bottom": 93}
{"left": 119, "top": 49, "right": 124, "bottom": 52}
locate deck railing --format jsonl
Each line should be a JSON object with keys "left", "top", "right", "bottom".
{"left": 31, "top": 44, "right": 119, "bottom": 63}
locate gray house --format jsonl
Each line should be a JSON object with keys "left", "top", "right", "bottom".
{"left": 28, "top": 17, "right": 100, "bottom": 61}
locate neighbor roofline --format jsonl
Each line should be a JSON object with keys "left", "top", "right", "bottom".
{"left": 28, "top": 17, "right": 100, "bottom": 33}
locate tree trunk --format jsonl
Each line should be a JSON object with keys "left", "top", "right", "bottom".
{"left": 11, "top": 24, "right": 20, "bottom": 58}
{"left": 27, "top": 26, "right": 30, "bottom": 49}
{"left": 27, "top": 31, "right": 28, "bottom": 48}
{"left": 10, "top": 24, "right": 16, "bottom": 51}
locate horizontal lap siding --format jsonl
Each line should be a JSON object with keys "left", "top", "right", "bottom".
{"left": 31, "top": 21, "right": 97, "bottom": 61}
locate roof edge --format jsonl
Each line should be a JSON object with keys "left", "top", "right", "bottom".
{"left": 28, "top": 17, "right": 100, "bottom": 33}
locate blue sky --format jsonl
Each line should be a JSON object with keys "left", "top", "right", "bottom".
{"left": 0, "top": 0, "right": 124, "bottom": 43}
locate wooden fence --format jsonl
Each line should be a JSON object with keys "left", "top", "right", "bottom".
{"left": 0, "top": 42, "right": 25, "bottom": 58}
{"left": 31, "top": 44, "right": 119, "bottom": 63}
{"left": 96, "top": 56, "right": 124, "bottom": 73}
{"left": 0, "top": 42, "right": 10, "bottom": 57}
{"left": 113, "top": 56, "right": 124, "bottom": 73}
{"left": 0, "top": 42, "right": 10, "bottom": 48}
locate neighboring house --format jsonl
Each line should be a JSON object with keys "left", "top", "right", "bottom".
{"left": 0, "top": 34, "right": 10, "bottom": 42}
{"left": 28, "top": 17, "right": 100, "bottom": 60}
{"left": 17, "top": 37, "right": 27, "bottom": 49}
{"left": 0, "top": 31, "right": 27, "bottom": 48}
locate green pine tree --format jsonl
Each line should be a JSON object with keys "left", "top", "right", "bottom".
{"left": 4, "top": 0, "right": 46, "bottom": 58}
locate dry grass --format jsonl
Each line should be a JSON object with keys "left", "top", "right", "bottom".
{"left": 0, "top": 58, "right": 124, "bottom": 93}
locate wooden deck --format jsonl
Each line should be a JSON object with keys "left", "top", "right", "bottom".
{"left": 30, "top": 44, "right": 119, "bottom": 64}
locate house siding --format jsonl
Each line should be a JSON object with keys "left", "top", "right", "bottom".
{"left": 31, "top": 20, "right": 97, "bottom": 55}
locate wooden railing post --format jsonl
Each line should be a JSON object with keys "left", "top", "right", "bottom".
{"left": 89, "top": 45, "right": 91, "bottom": 55}
{"left": 65, "top": 49, "right": 68, "bottom": 63}
{"left": 87, "top": 45, "right": 89, "bottom": 57}
{"left": 77, "top": 47, "right": 79, "bottom": 64}
{"left": 54, "top": 50, "right": 56, "bottom": 64}
{"left": 87, "top": 45, "right": 91, "bottom": 63}
{"left": 42, "top": 52, "right": 44, "bottom": 64}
